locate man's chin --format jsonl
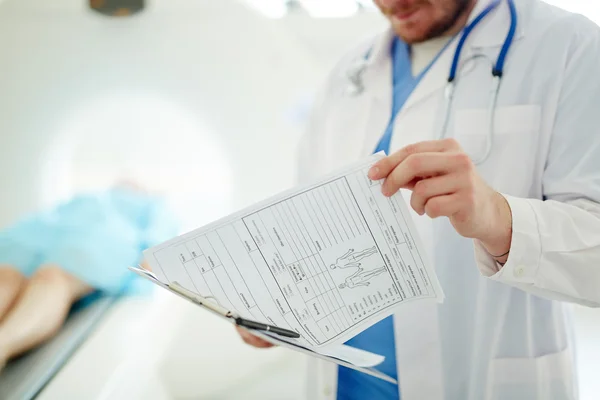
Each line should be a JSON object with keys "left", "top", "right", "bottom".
{"left": 390, "top": 21, "right": 430, "bottom": 43}
{"left": 393, "top": 30, "right": 430, "bottom": 45}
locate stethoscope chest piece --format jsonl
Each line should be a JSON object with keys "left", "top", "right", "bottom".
{"left": 344, "top": 58, "right": 369, "bottom": 96}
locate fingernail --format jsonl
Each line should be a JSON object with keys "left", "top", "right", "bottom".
{"left": 368, "top": 166, "right": 379, "bottom": 178}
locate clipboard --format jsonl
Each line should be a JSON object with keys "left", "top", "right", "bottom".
{"left": 128, "top": 265, "right": 397, "bottom": 384}
{"left": 128, "top": 265, "right": 298, "bottom": 338}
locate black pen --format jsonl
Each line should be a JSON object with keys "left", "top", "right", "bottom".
{"left": 235, "top": 317, "right": 300, "bottom": 339}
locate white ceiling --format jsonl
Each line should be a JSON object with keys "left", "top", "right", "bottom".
{"left": 0, "top": 0, "right": 386, "bottom": 68}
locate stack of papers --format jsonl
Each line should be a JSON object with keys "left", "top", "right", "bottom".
{"left": 136, "top": 153, "right": 444, "bottom": 383}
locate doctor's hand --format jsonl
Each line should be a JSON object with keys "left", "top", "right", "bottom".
{"left": 368, "top": 138, "right": 513, "bottom": 262}
{"left": 235, "top": 326, "right": 274, "bottom": 349}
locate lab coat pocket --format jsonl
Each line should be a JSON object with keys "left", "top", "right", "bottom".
{"left": 452, "top": 104, "right": 542, "bottom": 195}
{"left": 485, "top": 347, "right": 576, "bottom": 400}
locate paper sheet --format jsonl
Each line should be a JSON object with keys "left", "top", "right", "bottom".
{"left": 251, "top": 331, "right": 396, "bottom": 383}
{"left": 144, "top": 152, "right": 444, "bottom": 354}
{"left": 128, "top": 264, "right": 389, "bottom": 373}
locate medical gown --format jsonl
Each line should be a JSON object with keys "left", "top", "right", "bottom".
{"left": 0, "top": 188, "right": 178, "bottom": 295}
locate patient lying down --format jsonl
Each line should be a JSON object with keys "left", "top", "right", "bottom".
{"left": 0, "top": 187, "right": 176, "bottom": 370}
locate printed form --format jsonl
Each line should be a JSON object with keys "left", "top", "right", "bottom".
{"left": 144, "top": 153, "right": 444, "bottom": 354}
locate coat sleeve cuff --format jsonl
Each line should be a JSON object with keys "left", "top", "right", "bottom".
{"left": 474, "top": 194, "right": 542, "bottom": 285}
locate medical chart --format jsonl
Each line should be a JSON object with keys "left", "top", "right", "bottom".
{"left": 143, "top": 153, "right": 444, "bottom": 351}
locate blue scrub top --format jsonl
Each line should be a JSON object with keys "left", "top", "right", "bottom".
{"left": 336, "top": 36, "right": 447, "bottom": 400}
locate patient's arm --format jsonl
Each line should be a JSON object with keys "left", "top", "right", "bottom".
{"left": 0, "top": 264, "right": 92, "bottom": 369}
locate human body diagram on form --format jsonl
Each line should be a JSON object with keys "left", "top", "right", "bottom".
{"left": 328, "top": 246, "right": 388, "bottom": 289}
{"left": 329, "top": 246, "right": 378, "bottom": 270}
{"left": 339, "top": 266, "right": 387, "bottom": 289}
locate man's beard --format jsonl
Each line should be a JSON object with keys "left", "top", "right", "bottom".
{"left": 422, "top": 0, "right": 473, "bottom": 41}
{"left": 384, "top": 0, "right": 474, "bottom": 43}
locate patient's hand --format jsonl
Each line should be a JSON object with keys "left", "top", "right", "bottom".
{"left": 140, "top": 260, "right": 152, "bottom": 272}
{"left": 235, "top": 326, "right": 274, "bottom": 348}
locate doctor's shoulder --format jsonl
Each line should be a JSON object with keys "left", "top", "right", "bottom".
{"left": 294, "top": 30, "right": 383, "bottom": 183}
{"left": 526, "top": 1, "right": 600, "bottom": 61}
{"left": 299, "top": 29, "right": 382, "bottom": 135}
{"left": 315, "top": 30, "right": 383, "bottom": 97}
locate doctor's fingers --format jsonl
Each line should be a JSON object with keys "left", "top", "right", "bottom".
{"left": 423, "top": 193, "right": 464, "bottom": 219}
{"left": 381, "top": 152, "right": 470, "bottom": 196}
{"left": 368, "top": 138, "right": 461, "bottom": 180}
{"left": 236, "top": 326, "right": 274, "bottom": 348}
{"left": 410, "top": 173, "right": 469, "bottom": 215}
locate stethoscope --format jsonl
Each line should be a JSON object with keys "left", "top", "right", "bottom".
{"left": 345, "top": 0, "right": 518, "bottom": 165}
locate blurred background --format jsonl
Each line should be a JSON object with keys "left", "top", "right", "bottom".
{"left": 0, "top": 0, "right": 598, "bottom": 399}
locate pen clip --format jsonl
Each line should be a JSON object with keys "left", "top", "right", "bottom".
{"left": 135, "top": 264, "right": 160, "bottom": 281}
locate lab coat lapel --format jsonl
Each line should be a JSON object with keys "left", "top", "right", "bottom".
{"left": 331, "top": 71, "right": 392, "bottom": 164}
{"left": 400, "top": 37, "right": 458, "bottom": 116}
{"left": 324, "top": 73, "right": 390, "bottom": 167}
{"left": 353, "top": 30, "right": 395, "bottom": 157}
{"left": 360, "top": 74, "right": 392, "bottom": 156}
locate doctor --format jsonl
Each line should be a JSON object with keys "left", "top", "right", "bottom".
{"left": 238, "top": 0, "right": 600, "bottom": 398}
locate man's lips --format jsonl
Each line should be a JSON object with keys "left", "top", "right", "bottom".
{"left": 393, "top": 9, "right": 418, "bottom": 20}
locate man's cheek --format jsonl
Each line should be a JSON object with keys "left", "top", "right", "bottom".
{"left": 375, "top": 0, "right": 396, "bottom": 13}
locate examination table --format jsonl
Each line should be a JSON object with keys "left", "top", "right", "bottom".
{"left": 0, "top": 288, "right": 183, "bottom": 400}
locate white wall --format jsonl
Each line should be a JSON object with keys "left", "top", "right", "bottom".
{"left": 0, "top": 0, "right": 385, "bottom": 230}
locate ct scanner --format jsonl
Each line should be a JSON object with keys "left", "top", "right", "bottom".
{"left": 0, "top": 96, "right": 235, "bottom": 399}
{"left": 0, "top": 132, "right": 189, "bottom": 399}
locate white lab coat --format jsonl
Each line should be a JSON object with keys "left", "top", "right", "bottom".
{"left": 297, "top": 0, "right": 600, "bottom": 399}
